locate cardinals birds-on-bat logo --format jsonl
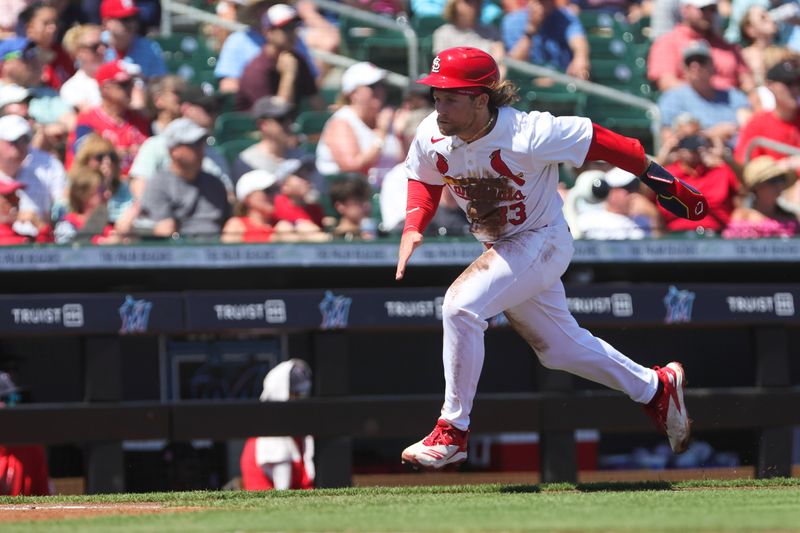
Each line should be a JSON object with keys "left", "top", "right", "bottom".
{"left": 435, "top": 152, "right": 449, "bottom": 175}
{"left": 489, "top": 150, "right": 525, "bottom": 186}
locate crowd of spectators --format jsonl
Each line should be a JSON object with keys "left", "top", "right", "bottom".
{"left": 1, "top": 0, "right": 800, "bottom": 247}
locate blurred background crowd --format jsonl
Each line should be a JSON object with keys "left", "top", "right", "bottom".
{"left": 2, "top": 0, "right": 800, "bottom": 245}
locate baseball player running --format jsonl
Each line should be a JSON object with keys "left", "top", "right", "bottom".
{"left": 397, "top": 47, "right": 707, "bottom": 469}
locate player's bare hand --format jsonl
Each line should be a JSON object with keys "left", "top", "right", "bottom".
{"left": 396, "top": 230, "right": 423, "bottom": 280}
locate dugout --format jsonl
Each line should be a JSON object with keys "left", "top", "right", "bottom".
{"left": 1, "top": 238, "right": 800, "bottom": 492}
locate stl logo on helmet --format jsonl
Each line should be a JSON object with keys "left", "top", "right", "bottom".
{"left": 431, "top": 56, "right": 441, "bottom": 73}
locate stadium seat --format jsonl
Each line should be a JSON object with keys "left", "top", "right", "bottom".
{"left": 293, "top": 110, "right": 333, "bottom": 152}
{"left": 587, "top": 35, "right": 627, "bottom": 60}
{"left": 584, "top": 94, "right": 655, "bottom": 152}
{"left": 509, "top": 74, "right": 586, "bottom": 117}
{"left": 218, "top": 138, "right": 258, "bottom": 167}
{"left": 214, "top": 112, "right": 258, "bottom": 145}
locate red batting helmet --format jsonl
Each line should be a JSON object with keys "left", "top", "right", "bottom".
{"left": 417, "top": 47, "right": 500, "bottom": 90}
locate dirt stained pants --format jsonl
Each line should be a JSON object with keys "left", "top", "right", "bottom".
{"left": 440, "top": 222, "right": 658, "bottom": 430}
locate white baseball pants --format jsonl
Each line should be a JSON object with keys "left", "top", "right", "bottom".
{"left": 440, "top": 222, "right": 659, "bottom": 430}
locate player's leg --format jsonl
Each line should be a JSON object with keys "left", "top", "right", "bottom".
{"left": 402, "top": 224, "right": 572, "bottom": 468}
{"left": 504, "top": 282, "right": 690, "bottom": 453}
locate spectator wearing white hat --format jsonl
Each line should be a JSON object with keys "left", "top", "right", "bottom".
{"left": 138, "top": 118, "right": 231, "bottom": 238}
{"left": 648, "top": 0, "right": 754, "bottom": 92}
{"left": 222, "top": 169, "right": 281, "bottom": 243}
{"left": 0, "top": 84, "right": 32, "bottom": 117}
{"left": 236, "top": 4, "right": 319, "bottom": 112}
{"left": 316, "top": 62, "right": 403, "bottom": 187}
{"left": 0, "top": 114, "right": 66, "bottom": 231}
{"left": 570, "top": 167, "right": 657, "bottom": 240}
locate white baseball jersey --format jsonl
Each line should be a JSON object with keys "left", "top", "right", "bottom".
{"left": 405, "top": 106, "right": 593, "bottom": 242}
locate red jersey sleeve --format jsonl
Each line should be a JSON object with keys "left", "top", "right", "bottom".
{"left": 403, "top": 179, "right": 443, "bottom": 234}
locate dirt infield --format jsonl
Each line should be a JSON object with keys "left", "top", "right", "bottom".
{"left": 0, "top": 503, "right": 202, "bottom": 522}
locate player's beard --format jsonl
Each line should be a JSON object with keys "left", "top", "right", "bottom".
{"left": 437, "top": 114, "right": 474, "bottom": 138}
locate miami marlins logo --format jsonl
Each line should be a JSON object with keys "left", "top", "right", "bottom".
{"left": 489, "top": 150, "right": 525, "bottom": 186}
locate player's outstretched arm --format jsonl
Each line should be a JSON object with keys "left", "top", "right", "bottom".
{"left": 396, "top": 180, "right": 443, "bottom": 280}
{"left": 396, "top": 230, "right": 423, "bottom": 280}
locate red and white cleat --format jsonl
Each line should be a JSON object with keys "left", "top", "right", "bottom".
{"left": 401, "top": 419, "right": 469, "bottom": 469}
{"left": 643, "top": 362, "right": 691, "bottom": 454}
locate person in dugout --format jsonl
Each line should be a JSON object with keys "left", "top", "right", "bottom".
{"left": 240, "top": 359, "right": 314, "bottom": 490}
{"left": 0, "top": 371, "right": 52, "bottom": 496}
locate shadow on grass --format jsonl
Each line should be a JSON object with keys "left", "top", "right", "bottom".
{"left": 499, "top": 481, "right": 673, "bottom": 494}
{"left": 499, "top": 485, "right": 542, "bottom": 494}
{"left": 574, "top": 481, "right": 673, "bottom": 492}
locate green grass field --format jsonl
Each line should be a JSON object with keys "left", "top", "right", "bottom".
{"left": 3, "top": 478, "right": 800, "bottom": 532}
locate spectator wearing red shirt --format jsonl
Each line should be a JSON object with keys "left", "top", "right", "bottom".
{"left": 272, "top": 159, "right": 326, "bottom": 231}
{"left": 222, "top": 169, "right": 279, "bottom": 243}
{"left": 661, "top": 135, "right": 740, "bottom": 233}
{"left": 734, "top": 60, "right": 800, "bottom": 164}
{"left": 0, "top": 179, "right": 32, "bottom": 245}
{"left": 648, "top": 0, "right": 753, "bottom": 93}
{"left": 18, "top": 2, "right": 75, "bottom": 91}
{"left": 67, "top": 60, "right": 150, "bottom": 175}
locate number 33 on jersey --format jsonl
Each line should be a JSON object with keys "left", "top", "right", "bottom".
{"left": 406, "top": 107, "right": 594, "bottom": 243}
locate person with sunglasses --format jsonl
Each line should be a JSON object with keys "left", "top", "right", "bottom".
{"left": 60, "top": 24, "right": 107, "bottom": 112}
{"left": 99, "top": 0, "right": 166, "bottom": 80}
{"left": 69, "top": 133, "right": 134, "bottom": 227}
{"left": 66, "top": 60, "right": 150, "bottom": 176}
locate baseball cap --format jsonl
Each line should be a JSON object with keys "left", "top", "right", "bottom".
{"left": 0, "top": 84, "right": 31, "bottom": 109}
{"left": 236, "top": 169, "right": 281, "bottom": 201}
{"left": 163, "top": 117, "right": 209, "bottom": 148}
{"left": 341, "top": 62, "right": 387, "bottom": 95}
{"left": 180, "top": 84, "right": 222, "bottom": 113}
{"left": 604, "top": 167, "right": 637, "bottom": 189}
{"left": 0, "top": 37, "right": 38, "bottom": 62}
{"left": 262, "top": 4, "right": 299, "bottom": 29}
{"left": 0, "top": 178, "right": 25, "bottom": 196}
{"left": 0, "top": 115, "right": 32, "bottom": 142}
{"left": 682, "top": 40, "right": 712, "bottom": 64}
{"left": 95, "top": 60, "right": 141, "bottom": 85}
{"left": 100, "top": 0, "right": 140, "bottom": 19}
{"left": 743, "top": 156, "right": 797, "bottom": 189}
{"left": 680, "top": 0, "right": 717, "bottom": 8}
{"left": 251, "top": 95, "right": 293, "bottom": 119}
{"left": 766, "top": 60, "right": 800, "bottom": 84}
